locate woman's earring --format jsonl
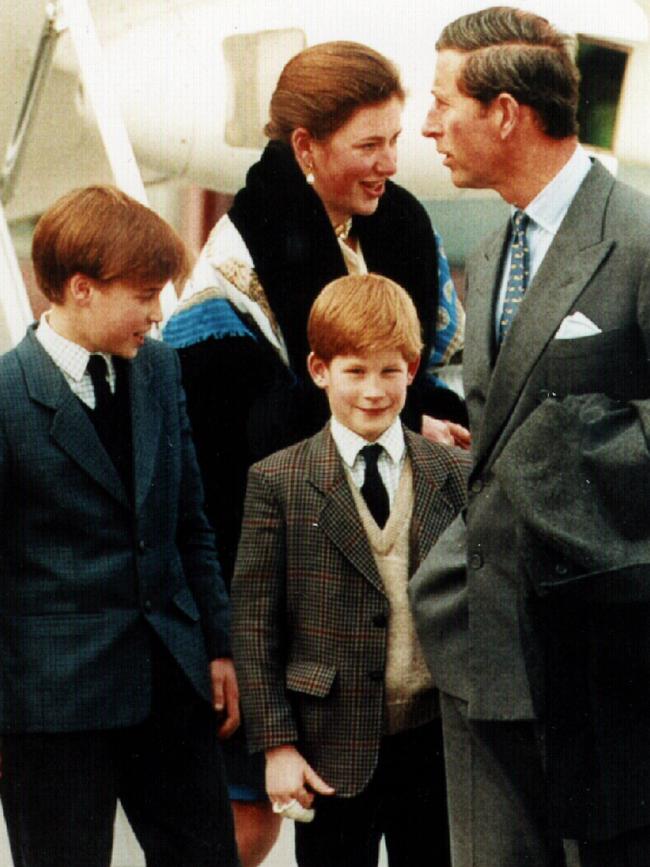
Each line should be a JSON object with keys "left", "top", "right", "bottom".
{"left": 305, "top": 166, "right": 315, "bottom": 185}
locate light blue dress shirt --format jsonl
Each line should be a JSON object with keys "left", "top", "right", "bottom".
{"left": 494, "top": 146, "right": 593, "bottom": 339}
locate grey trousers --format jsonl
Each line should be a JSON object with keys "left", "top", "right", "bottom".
{"left": 439, "top": 692, "right": 565, "bottom": 867}
{"left": 440, "top": 693, "right": 650, "bottom": 867}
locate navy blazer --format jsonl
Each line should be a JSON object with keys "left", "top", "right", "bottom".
{"left": 0, "top": 327, "right": 230, "bottom": 733}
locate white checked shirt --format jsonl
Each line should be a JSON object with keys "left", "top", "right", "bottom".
{"left": 36, "top": 312, "right": 116, "bottom": 409}
{"left": 330, "top": 416, "right": 406, "bottom": 506}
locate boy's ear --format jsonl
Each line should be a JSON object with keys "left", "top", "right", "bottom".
{"left": 66, "top": 273, "right": 95, "bottom": 306}
{"left": 307, "top": 352, "right": 329, "bottom": 389}
{"left": 406, "top": 357, "right": 420, "bottom": 384}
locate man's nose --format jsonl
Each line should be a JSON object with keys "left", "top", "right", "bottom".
{"left": 422, "top": 106, "right": 441, "bottom": 138}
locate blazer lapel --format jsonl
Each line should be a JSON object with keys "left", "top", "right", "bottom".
{"left": 307, "top": 428, "right": 385, "bottom": 595}
{"left": 129, "top": 352, "right": 162, "bottom": 513}
{"left": 406, "top": 431, "right": 462, "bottom": 570}
{"left": 18, "top": 330, "right": 129, "bottom": 507}
{"left": 474, "top": 161, "right": 615, "bottom": 468}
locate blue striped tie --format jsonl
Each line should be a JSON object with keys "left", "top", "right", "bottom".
{"left": 499, "top": 209, "right": 530, "bottom": 343}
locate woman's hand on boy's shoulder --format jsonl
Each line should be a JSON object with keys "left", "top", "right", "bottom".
{"left": 422, "top": 415, "right": 471, "bottom": 450}
{"left": 265, "top": 744, "right": 335, "bottom": 809}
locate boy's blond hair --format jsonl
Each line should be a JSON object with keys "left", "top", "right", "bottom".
{"left": 307, "top": 273, "right": 423, "bottom": 363}
{"left": 32, "top": 185, "right": 191, "bottom": 302}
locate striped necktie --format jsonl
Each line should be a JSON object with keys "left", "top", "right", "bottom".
{"left": 498, "top": 209, "right": 530, "bottom": 343}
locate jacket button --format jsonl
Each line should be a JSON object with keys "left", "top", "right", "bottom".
{"left": 469, "top": 553, "right": 483, "bottom": 570}
{"left": 368, "top": 670, "right": 384, "bottom": 682}
{"left": 373, "top": 613, "right": 388, "bottom": 628}
{"left": 470, "top": 479, "right": 483, "bottom": 494}
{"left": 555, "top": 562, "right": 569, "bottom": 576}
{"left": 538, "top": 388, "right": 558, "bottom": 402}
{"left": 138, "top": 539, "right": 146, "bottom": 553}
{"left": 143, "top": 599, "right": 152, "bottom": 613}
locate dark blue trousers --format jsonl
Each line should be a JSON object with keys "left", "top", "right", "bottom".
{"left": 294, "top": 719, "right": 450, "bottom": 867}
{"left": 0, "top": 640, "right": 239, "bottom": 867}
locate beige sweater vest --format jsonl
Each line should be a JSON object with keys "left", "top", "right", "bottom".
{"left": 347, "top": 458, "right": 436, "bottom": 734}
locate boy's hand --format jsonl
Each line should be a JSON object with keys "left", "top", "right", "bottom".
{"left": 422, "top": 415, "right": 471, "bottom": 450}
{"left": 265, "top": 745, "right": 335, "bottom": 809}
{"left": 209, "top": 658, "right": 240, "bottom": 738}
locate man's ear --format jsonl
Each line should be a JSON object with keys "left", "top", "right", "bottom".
{"left": 66, "top": 273, "right": 95, "bottom": 307}
{"left": 492, "top": 92, "right": 520, "bottom": 140}
{"left": 406, "top": 357, "right": 420, "bottom": 385}
{"left": 307, "top": 352, "right": 329, "bottom": 389}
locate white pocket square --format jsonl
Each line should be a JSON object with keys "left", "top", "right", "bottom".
{"left": 554, "top": 312, "right": 602, "bottom": 340}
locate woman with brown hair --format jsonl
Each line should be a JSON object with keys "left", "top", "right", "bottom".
{"left": 164, "top": 40, "right": 464, "bottom": 866}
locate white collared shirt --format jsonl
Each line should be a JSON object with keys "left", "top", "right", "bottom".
{"left": 36, "top": 312, "right": 116, "bottom": 409}
{"left": 495, "top": 145, "right": 593, "bottom": 338}
{"left": 330, "top": 415, "right": 406, "bottom": 505}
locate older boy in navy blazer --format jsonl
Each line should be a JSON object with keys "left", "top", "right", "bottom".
{"left": 0, "top": 186, "right": 240, "bottom": 867}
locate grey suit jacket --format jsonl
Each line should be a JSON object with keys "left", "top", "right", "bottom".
{"left": 232, "top": 425, "right": 469, "bottom": 797}
{"left": 411, "top": 159, "right": 650, "bottom": 720}
{"left": 0, "top": 327, "right": 230, "bottom": 733}
{"left": 411, "top": 159, "right": 650, "bottom": 838}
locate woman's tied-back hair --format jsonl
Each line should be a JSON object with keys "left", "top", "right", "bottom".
{"left": 32, "top": 185, "right": 191, "bottom": 302}
{"left": 436, "top": 6, "right": 579, "bottom": 139}
{"left": 265, "top": 41, "right": 405, "bottom": 143}
{"left": 308, "top": 273, "right": 422, "bottom": 363}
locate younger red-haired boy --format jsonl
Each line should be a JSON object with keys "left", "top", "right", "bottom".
{"left": 232, "top": 273, "right": 469, "bottom": 867}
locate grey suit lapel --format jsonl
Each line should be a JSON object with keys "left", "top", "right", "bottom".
{"left": 130, "top": 351, "right": 162, "bottom": 513}
{"left": 18, "top": 330, "right": 130, "bottom": 507}
{"left": 307, "top": 428, "right": 385, "bottom": 595}
{"left": 474, "top": 161, "right": 615, "bottom": 468}
{"left": 464, "top": 225, "right": 509, "bottom": 426}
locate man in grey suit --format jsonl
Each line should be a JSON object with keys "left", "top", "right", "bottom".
{"left": 0, "top": 186, "right": 241, "bottom": 866}
{"left": 411, "top": 7, "right": 650, "bottom": 867}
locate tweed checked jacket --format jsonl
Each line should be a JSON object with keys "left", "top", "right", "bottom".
{"left": 232, "top": 424, "right": 469, "bottom": 797}
{"left": 0, "top": 327, "right": 231, "bottom": 733}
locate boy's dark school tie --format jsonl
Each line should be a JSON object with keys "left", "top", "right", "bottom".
{"left": 360, "top": 444, "right": 389, "bottom": 528}
{"left": 86, "top": 354, "right": 113, "bottom": 418}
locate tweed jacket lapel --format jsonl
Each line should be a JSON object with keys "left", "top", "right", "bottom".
{"left": 405, "top": 430, "right": 464, "bottom": 570}
{"left": 471, "top": 161, "right": 615, "bottom": 470}
{"left": 129, "top": 350, "right": 162, "bottom": 513}
{"left": 307, "top": 427, "right": 385, "bottom": 595}
{"left": 18, "top": 328, "right": 129, "bottom": 508}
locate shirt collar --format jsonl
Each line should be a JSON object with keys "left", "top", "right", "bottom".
{"left": 519, "top": 145, "right": 592, "bottom": 235}
{"left": 330, "top": 415, "right": 405, "bottom": 467}
{"left": 36, "top": 311, "right": 112, "bottom": 382}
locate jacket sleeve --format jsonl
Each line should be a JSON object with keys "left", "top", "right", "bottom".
{"left": 493, "top": 392, "right": 650, "bottom": 599}
{"left": 231, "top": 464, "right": 299, "bottom": 753}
